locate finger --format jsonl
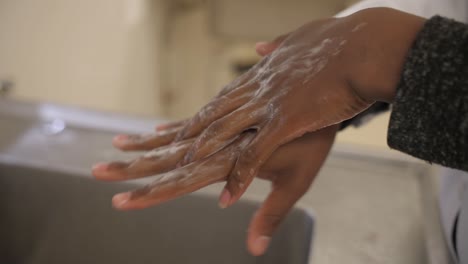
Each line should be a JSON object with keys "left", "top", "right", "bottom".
{"left": 247, "top": 178, "right": 310, "bottom": 256}
{"left": 218, "top": 71, "right": 254, "bottom": 97}
{"left": 174, "top": 85, "right": 254, "bottom": 142}
{"left": 111, "top": 159, "right": 226, "bottom": 210}
{"left": 112, "top": 134, "right": 255, "bottom": 210}
{"left": 219, "top": 36, "right": 285, "bottom": 97}
{"left": 246, "top": 126, "right": 339, "bottom": 255}
{"left": 92, "top": 140, "right": 191, "bottom": 181}
{"left": 255, "top": 33, "right": 291, "bottom": 56}
{"left": 180, "top": 103, "right": 262, "bottom": 166}
{"left": 155, "top": 119, "right": 187, "bottom": 131}
{"left": 217, "top": 56, "right": 270, "bottom": 97}
{"left": 113, "top": 126, "right": 181, "bottom": 151}
{"left": 219, "top": 124, "right": 282, "bottom": 208}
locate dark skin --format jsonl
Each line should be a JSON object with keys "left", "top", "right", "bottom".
{"left": 93, "top": 7, "right": 426, "bottom": 256}
{"left": 171, "top": 8, "right": 425, "bottom": 208}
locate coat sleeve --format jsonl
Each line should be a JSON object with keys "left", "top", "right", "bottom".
{"left": 388, "top": 16, "right": 468, "bottom": 172}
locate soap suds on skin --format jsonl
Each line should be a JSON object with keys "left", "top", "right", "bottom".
{"left": 192, "top": 20, "right": 368, "bottom": 139}
{"left": 143, "top": 141, "right": 186, "bottom": 159}
{"left": 179, "top": 24, "right": 365, "bottom": 184}
{"left": 119, "top": 23, "right": 377, "bottom": 207}
{"left": 154, "top": 126, "right": 180, "bottom": 136}
{"left": 352, "top": 22, "right": 367, "bottom": 32}
{"left": 131, "top": 134, "right": 255, "bottom": 202}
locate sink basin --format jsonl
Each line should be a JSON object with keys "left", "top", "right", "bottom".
{"left": 0, "top": 163, "right": 313, "bottom": 264}
{"left": 0, "top": 99, "right": 314, "bottom": 264}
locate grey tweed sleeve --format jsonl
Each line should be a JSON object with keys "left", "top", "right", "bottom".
{"left": 388, "top": 16, "right": 468, "bottom": 171}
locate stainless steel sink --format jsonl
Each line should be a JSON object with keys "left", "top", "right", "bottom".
{"left": 0, "top": 99, "right": 314, "bottom": 264}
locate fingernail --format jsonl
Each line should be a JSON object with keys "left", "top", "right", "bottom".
{"left": 218, "top": 188, "right": 231, "bottom": 209}
{"left": 92, "top": 163, "right": 108, "bottom": 171}
{"left": 113, "top": 134, "right": 128, "bottom": 143}
{"left": 155, "top": 124, "right": 168, "bottom": 131}
{"left": 113, "top": 193, "right": 131, "bottom": 208}
{"left": 253, "top": 236, "right": 271, "bottom": 255}
{"left": 255, "top": 41, "right": 268, "bottom": 49}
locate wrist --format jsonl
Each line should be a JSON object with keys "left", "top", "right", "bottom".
{"left": 345, "top": 8, "right": 426, "bottom": 102}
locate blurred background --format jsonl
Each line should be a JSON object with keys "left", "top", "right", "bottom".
{"left": 0, "top": 1, "right": 451, "bottom": 264}
{"left": 0, "top": 0, "right": 390, "bottom": 151}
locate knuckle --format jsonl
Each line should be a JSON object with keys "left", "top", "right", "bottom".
{"left": 229, "top": 169, "right": 246, "bottom": 190}
{"left": 230, "top": 158, "right": 257, "bottom": 189}
{"left": 219, "top": 85, "right": 231, "bottom": 95}
{"left": 205, "top": 120, "right": 224, "bottom": 137}
{"left": 233, "top": 163, "right": 257, "bottom": 184}
{"left": 199, "top": 100, "right": 222, "bottom": 120}
{"left": 217, "top": 94, "right": 230, "bottom": 102}
{"left": 177, "top": 121, "right": 196, "bottom": 140}
{"left": 240, "top": 147, "right": 258, "bottom": 162}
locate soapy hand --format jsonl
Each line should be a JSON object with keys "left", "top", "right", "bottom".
{"left": 93, "top": 124, "right": 338, "bottom": 256}
{"left": 92, "top": 34, "right": 338, "bottom": 256}
{"left": 93, "top": 7, "right": 425, "bottom": 256}
{"left": 107, "top": 9, "right": 424, "bottom": 210}
{"left": 168, "top": 8, "right": 425, "bottom": 208}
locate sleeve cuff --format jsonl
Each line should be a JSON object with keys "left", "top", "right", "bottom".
{"left": 388, "top": 16, "right": 468, "bottom": 171}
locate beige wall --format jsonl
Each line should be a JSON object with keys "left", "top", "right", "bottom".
{"left": 0, "top": 0, "right": 165, "bottom": 116}
{"left": 163, "top": 3, "right": 218, "bottom": 118}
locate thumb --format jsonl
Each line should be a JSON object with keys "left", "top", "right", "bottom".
{"left": 255, "top": 33, "right": 291, "bottom": 56}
